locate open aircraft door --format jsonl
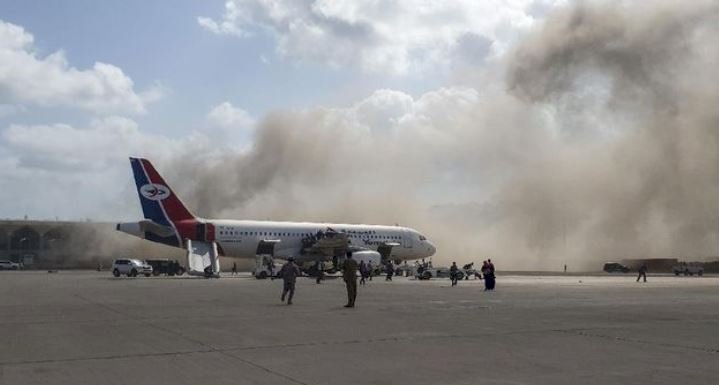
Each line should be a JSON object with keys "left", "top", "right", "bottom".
{"left": 256, "top": 239, "right": 281, "bottom": 256}
{"left": 186, "top": 239, "right": 220, "bottom": 277}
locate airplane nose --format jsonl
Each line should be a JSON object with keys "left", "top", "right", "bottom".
{"left": 427, "top": 242, "right": 436, "bottom": 256}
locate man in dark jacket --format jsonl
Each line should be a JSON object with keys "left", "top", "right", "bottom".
{"left": 637, "top": 263, "right": 648, "bottom": 283}
{"left": 343, "top": 252, "right": 358, "bottom": 307}
{"left": 279, "top": 257, "right": 301, "bottom": 305}
{"left": 450, "top": 262, "right": 459, "bottom": 286}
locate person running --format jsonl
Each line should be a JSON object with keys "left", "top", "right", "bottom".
{"left": 279, "top": 257, "right": 301, "bottom": 305}
{"left": 636, "top": 263, "right": 647, "bottom": 283}
{"left": 342, "top": 252, "right": 358, "bottom": 307}
{"left": 359, "top": 260, "right": 368, "bottom": 286}
{"left": 450, "top": 261, "right": 459, "bottom": 286}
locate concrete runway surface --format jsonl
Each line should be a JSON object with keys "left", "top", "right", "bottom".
{"left": 1, "top": 271, "right": 718, "bottom": 385}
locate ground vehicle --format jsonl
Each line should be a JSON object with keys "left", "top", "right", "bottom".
{"left": 415, "top": 266, "right": 464, "bottom": 280}
{"left": 145, "top": 259, "right": 185, "bottom": 276}
{"left": 253, "top": 255, "right": 282, "bottom": 279}
{"left": 672, "top": 262, "right": 704, "bottom": 276}
{"left": 462, "top": 263, "right": 482, "bottom": 280}
{"left": 394, "top": 264, "right": 414, "bottom": 277}
{"left": 112, "top": 258, "right": 153, "bottom": 277}
{"left": 0, "top": 259, "right": 21, "bottom": 270}
{"left": 603, "top": 262, "right": 630, "bottom": 273}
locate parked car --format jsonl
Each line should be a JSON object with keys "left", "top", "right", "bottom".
{"left": 603, "top": 262, "right": 630, "bottom": 273}
{"left": 145, "top": 259, "right": 185, "bottom": 276}
{"left": 672, "top": 262, "right": 704, "bottom": 276}
{"left": 0, "top": 259, "right": 22, "bottom": 270}
{"left": 112, "top": 258, "right": 153, "bottom": 277}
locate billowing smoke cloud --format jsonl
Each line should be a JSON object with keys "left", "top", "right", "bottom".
{"left": 166, "top": 1, "right": 719, "bottom": 270}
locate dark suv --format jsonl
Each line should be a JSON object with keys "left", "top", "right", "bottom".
{"left": 146, "top": 259, "right": 186, "bottom": 276}
{"left": 603, "top": 262, "right": 630, "bottom": 273}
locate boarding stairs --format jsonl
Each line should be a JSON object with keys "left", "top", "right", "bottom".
{"left": 185, "top": 239, "right": 220, "bottom": 278}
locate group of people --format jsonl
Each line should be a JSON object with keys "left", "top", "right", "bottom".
{"left": 358, "top": 260, "right": 374, "bottom": 285}
{"left": 448, "top": 259, "right": 496, "bottom": 290}
{"left": 277, "top": 254, "right": 499, "bottom": 306}
{"left": 278, "top": 251, "right": 361, "bottom": 307}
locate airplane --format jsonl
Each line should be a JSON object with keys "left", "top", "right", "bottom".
{"left": 117, "top": 157, "right": 436, "bottom": 276}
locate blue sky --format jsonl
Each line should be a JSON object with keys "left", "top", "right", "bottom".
{"left": 0, "top": 0, "right": 566, "bottom": 221}
{"left": 0, "top": 0, "right": 452, "bottom": 135}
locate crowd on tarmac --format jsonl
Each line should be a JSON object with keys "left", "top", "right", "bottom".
{"left": 251, "top": 253, "right": 654, "bottom": 307}
{"left": 273, "top": 252, "right": 500, "bottom": 307}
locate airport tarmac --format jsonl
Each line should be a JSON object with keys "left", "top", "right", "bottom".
{"left": 1, "top": 271, "right": 718, "bottom": 385}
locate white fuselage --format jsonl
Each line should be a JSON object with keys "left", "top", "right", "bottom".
{"left": 211, "top": 220, "right": 436, "bottom": 261}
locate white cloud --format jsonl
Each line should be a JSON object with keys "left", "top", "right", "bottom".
{"left": 0, "top": 20, "right": 160, "bottom": 114}
{"left": 0, "top": 117, "right": 214, "bottom": 220}
{"left": 2, "top": 117, "right": 174, "bottom": 172}
{"left": 207, "top": 101, "right": 256, "bottom": 129}
{"left": 198, "top": 0, "right": 567, "bottom": 74}
{"left": 205, "top": 102, "right": 256, "bottom": 146}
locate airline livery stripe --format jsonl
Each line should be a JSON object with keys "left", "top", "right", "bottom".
{"left": 139, "top": 159, "right": 194, "bottom": 221}
{"left": 137, "top": 159, "right": 181, "bottom": 247}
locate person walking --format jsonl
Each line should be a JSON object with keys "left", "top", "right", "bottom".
{"left": 342, "top": 252, "right": 358, "bottom": 307}
{"left": 279, "top": 257, "right": 301, "bottom": 305}
{"left": 450, "top": 261, "right": 459, "bottom": 286}
{"left": 637, "top": 263, "right": 647, "bottom": 283}
{"left": 231, "top": 262, "right": 237, "bottom": 276}
{"left": 359, "top": 260, "right": 368, "bottom": 286}
{"left": 486, "top": 259, "right": 496, "bottom": 290}
{"left": 481, "top": 261, "right": 490, "bottom": 290}
{"left": 367, "top": 261, "right": 374, "bottom": 281}
{"left": 266, "top": 256, "right": 275, "bottom": 280}
{"left": 385, "top": 262, "right": 394, "bottom": 281}
{"left": 314, "top": 260, "right": 324, "bottom": 284}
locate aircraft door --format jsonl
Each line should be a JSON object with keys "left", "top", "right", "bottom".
{"left": 402, "top": 230, "right": 414, "bottom": 248}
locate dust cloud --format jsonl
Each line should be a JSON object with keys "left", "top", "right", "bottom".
{"left": 50, "top": 223, "right": 182, "bottom": 269}
{"left": 165, "top": 1, "right": 719, "bottom": 270}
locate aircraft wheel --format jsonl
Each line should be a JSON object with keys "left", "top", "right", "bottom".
{"left": 257, "top": 271, "right": 268, "bottom": 279}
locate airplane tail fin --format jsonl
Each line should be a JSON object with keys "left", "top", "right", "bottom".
{"left": 129, "top": 157, "right": 196, "bottom": 227}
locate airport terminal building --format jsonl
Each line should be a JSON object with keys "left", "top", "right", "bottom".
{"left": 0, "top": 220, "right": 182, "bottom": 268}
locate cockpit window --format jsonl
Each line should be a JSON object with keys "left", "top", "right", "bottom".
{"left": 419, "top": 235, "right": 426, "bottom": 241}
